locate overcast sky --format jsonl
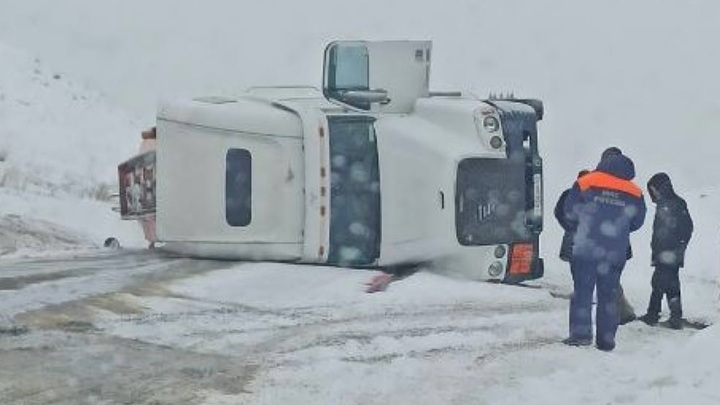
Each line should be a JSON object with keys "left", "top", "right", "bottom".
{"left": 1, "top": 0, "right": 719, "bottom": 195}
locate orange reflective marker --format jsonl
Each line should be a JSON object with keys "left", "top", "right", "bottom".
{"left": 510, "top": 243, "right": 533, "bottom": 274}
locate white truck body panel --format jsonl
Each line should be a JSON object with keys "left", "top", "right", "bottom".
{"left": 119, "top": 41, "right": 544, "bottom": 282}
{"left": 156, "top": 97, "right": 305, "bottom": 260}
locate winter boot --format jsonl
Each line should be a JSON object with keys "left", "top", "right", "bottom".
{"left": 637, "top": 313, "right": 659, "bottom": 326}
{"left": 668, "top": 317, "right": 683, "bottom": 330}
{"left": 668, "top": 297, "right": 683, "bottom": 325}
{"left": 595, "top": 342, "right": 616, "bottom": 352}
{"left": 562, "top": 337, "right": 592, "bottom": 347}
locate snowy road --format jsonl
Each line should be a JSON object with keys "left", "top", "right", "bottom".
{"left": 0, "top": 250, "right": 717, "bottom": 405}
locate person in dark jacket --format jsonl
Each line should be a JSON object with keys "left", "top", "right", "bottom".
{"left": 637, "top": 172, "right": 693, "bottom": 329}
{"left": 555, "top": 169, "right": 591, "bottom": 262}
{"left": 562, "top": 152, "right": 646, "bottom": 351}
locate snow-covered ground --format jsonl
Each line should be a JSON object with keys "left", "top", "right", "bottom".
{"left": 1, "top": 245, "right": 717, "bottom": 404}
{"left": 1, "top": 1, "right": 719, "bottom": 404}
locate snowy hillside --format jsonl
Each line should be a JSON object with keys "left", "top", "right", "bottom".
{"left": 0, "top": 43, "right": 145, "bottom": 254}
{"left": 0, "top": 43, "right": 139, "bottom": 197}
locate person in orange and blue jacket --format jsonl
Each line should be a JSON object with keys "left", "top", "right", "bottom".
{"left": 555, "top": 167, "right": 637, "bottom": 326}
{"left": 562, "top": 149, "right": 646, "bottom": 351}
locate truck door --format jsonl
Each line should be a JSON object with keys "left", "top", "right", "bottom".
{"left": 322, "top": 40, "right": 432, "bottom": 114}
{"left": 326, "top": 116, "right": 381, "bottom": 266}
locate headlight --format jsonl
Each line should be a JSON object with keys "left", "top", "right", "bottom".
{"left": 490, "top": 135, "right": 503, "bottom": 149}
{"left": 482, "top": 116, "right": 500, "bottom": 132}
{"left": 494, "top": 245, "right": 507, "bottom": 258}
{"left": 488, "top": 261, "right": 504, "bottom": 277}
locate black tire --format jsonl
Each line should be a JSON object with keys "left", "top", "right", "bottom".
{"left": 103, "top": 237, "right": 121, "bottom": 249}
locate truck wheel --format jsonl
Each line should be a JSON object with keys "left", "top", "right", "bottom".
{"left": 103, "top": 237, "right": 121, "bottom": 249}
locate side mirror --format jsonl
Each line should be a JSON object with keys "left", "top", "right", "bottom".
{"left": 337, "top": 89, "right": 390, "bottom": 105}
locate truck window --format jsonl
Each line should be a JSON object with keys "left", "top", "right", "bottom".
{"left": 225, "top": 148, "right": 252, "bottom": 227}
{"left": 325, "top": 43, "right": 370, "bottom": 110}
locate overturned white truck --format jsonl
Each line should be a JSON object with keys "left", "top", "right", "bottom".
{"left": 118, "top": 40, "right": 545, "bottom": 283}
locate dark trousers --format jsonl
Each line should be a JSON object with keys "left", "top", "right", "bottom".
{"left": 647, "top": 264, "right": 682, "bottom": 319}
{"left": 569, "top": 259, "right": 623, "bottom": 348}
{"left": 617, "top": 284, "right": 636, "bottom": 322}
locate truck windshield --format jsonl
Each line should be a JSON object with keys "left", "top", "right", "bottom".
{"left": 455, "top": 158, "right": 531, "bottom": 246}
{"left": 326, "top": 116, "right": 381, "bottom": 266}
{"left": 456, "top": 102, "right": 543, "bottom": 245}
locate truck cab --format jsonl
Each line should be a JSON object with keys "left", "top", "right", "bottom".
{"left": 118, "top": 40, "right": 544, "bottom": 283}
